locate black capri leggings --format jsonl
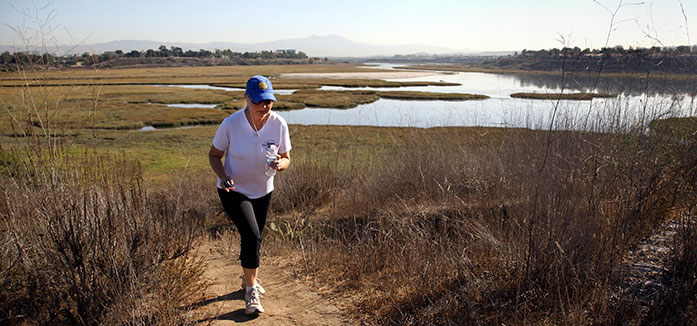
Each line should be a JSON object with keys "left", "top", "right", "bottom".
{"left": 217, "top": 189, "right": 272, "bottom": 269}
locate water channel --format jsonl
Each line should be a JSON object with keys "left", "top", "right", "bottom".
{"left": 276, "top": 63, "right": 697, "bottom": 130}
{"left": 148, "top": 63, "right": 696, "bottom": 131}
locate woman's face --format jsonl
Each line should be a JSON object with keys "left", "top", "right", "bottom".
{"left": 246, "top": 96, "right": 274, "bottom": 120}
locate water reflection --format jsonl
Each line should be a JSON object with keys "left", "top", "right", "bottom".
{"left": 277, "top": 94, "right": 692, "bottom": 131}
{"left": 278, "top": 66, "right": 697, "bottom": 130}
{"left": 512, "top": 73, "right": 697, "bottom": 97}
{"left": 149, "top": 64, "right": 696, "bottom": 130}
{"left": 360, "top": 62, "right": 697, "bottom": 97}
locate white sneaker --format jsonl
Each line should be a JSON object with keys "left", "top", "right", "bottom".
{"left": 245, "top": 286, "right": 264, "bottom": 315}
{"left": 241, "top": 274, "right": 265, "bottom": 295}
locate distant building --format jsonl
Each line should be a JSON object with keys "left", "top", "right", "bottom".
{"left": 276, "top": 49, "right": 296, "bottom": 54}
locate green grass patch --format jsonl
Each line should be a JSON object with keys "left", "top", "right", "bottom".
{"left": 649, "top": 117, "right": 697, "bottom": 139}
{"left": 377, "top": 91, "right": 489, "bottom": 101}
{"left": 0, "top": 85, "right": 233, "bottom": 132}
{"left": 510, "top": 92, "right": 616, "bottom": 100}
{"left": 281, "top": 89, "right": 379, "bottom": 109}
{"left": 275, "top": 78, "right": 458, "bottom": 88}
{"left": 0, "top": 64, "right": 396, "bottom": 86}
{"left": 276, "top": 90, "right": 488, "bottom": 109}
{"left": 0, "top": 124, "right": 513, "bottom": 181}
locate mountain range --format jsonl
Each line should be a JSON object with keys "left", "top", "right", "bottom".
{"left": 1, "top": 34, "right": 481, "bottom": 58}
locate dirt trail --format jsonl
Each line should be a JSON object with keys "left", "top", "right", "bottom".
{"left": 613, "top": 213, "right": 694, "bottom": 318}
{"left": 616, "top": 220, "right": 678, "bottom": 303}
{"left": 191, "top": 239, "right": 347, "bottom": 326}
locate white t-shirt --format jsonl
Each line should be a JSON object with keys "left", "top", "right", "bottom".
{"left": 212, "top": 109, "right": 292, "bottom": 199}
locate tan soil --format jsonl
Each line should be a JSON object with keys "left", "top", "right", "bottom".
{"left": 191, "top": 236, "right": 348, "bottom": 326}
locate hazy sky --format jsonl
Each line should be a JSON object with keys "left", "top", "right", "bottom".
{"left": 1, "top": 0, "right": 696, "bottom": 52}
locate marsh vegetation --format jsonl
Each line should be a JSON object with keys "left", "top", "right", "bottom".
{"left": 510, "top": 92, "right": 616, "bottom": 100}
{"left": 1, "top": 62, "right": 696, "bottom": 325}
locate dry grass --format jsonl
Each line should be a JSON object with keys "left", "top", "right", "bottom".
{"left": 0, "top": 85, "right": 232, "bottom": 132}
{"left": 0, "top": 148, "right": 212, "bottom": 325}
{"left": 0, "top": 64, "right": 225, "bottom": 325}
{"left": 2, "top": 117, "right": 695, "bottom": 325}
{"left": 0, "top": 64, "right": 385, "bottom": 86}
{"left": 2, "top": 61, "right": 696, "bottom": 325}
{"left": 268, "top": 123, "right": 697, "bottom": 325}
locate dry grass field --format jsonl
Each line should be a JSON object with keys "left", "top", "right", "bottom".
{"left": 0, "top": 65, "right": 486, "bottom": 134}
{"left": 1, "top": 64, "right": 696, "bottom": 325}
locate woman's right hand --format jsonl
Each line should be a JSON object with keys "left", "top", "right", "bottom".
{"left": 223, "top": 177, "right": 236, "bottom": 192}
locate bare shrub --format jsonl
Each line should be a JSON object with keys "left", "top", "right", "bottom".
{"left": 281, "top": 118, "right": 696, "bottom": 325}
{"left": 0, "top": 12, "right": 209, "bottom": 321}
{"left": 273, "top": 155, "right": 346, "bottom": 215}
{"left": 0, "top": 150, "right": 206, "bottom": 325}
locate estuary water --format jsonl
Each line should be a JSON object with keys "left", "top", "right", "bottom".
{"left": 275, "top": 63, "right": 697, "bottom": 130}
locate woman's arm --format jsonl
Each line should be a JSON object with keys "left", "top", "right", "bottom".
{"left": 209, "top": 145, "right": 235, "bottom": 191}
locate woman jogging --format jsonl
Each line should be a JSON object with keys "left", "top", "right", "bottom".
{"left": 208, "top": 75, "right": 291, "bottom": 315}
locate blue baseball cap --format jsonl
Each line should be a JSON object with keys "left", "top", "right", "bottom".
{"left": 245, "top": 75, "right": 277, "bottom": 103}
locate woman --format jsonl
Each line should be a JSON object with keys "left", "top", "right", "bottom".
{"left": 208, "top": 75, "right": 291, "bottom": 315}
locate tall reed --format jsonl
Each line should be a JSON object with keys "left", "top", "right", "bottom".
{"left": 274, "top": 112, "right": 696, "bottom": 325}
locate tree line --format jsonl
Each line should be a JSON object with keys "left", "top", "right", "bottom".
{"left": 493, "top": 45, "right": 697, "bottom": 74}
{"left": 517, "top": 45, "right": 697, "bottom": 58}
{"left": 0, "top": 45, "right": 312, "bottom": 71}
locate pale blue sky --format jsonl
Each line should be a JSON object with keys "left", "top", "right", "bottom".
{"left": 1, "top": 0, "right": 696, "bottom": 52}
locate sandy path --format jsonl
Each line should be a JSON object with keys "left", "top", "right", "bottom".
{"left": 192, "top": 239, "right": 347, "bottom": 326}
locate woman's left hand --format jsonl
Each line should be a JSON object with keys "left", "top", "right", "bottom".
{"left": 272, "top": 152, "right": 291, "bottom": 171}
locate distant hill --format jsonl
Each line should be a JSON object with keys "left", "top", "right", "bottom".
{"left": 0, "top": 35, "right": 475, "bottom": 58}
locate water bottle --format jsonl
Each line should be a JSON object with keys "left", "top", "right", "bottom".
{"left": 265, "top": 144, "right": 277, "bottom": 177}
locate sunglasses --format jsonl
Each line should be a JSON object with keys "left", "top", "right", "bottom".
{"left": 251, "top": 99, "right": 274, "bottom": 106}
